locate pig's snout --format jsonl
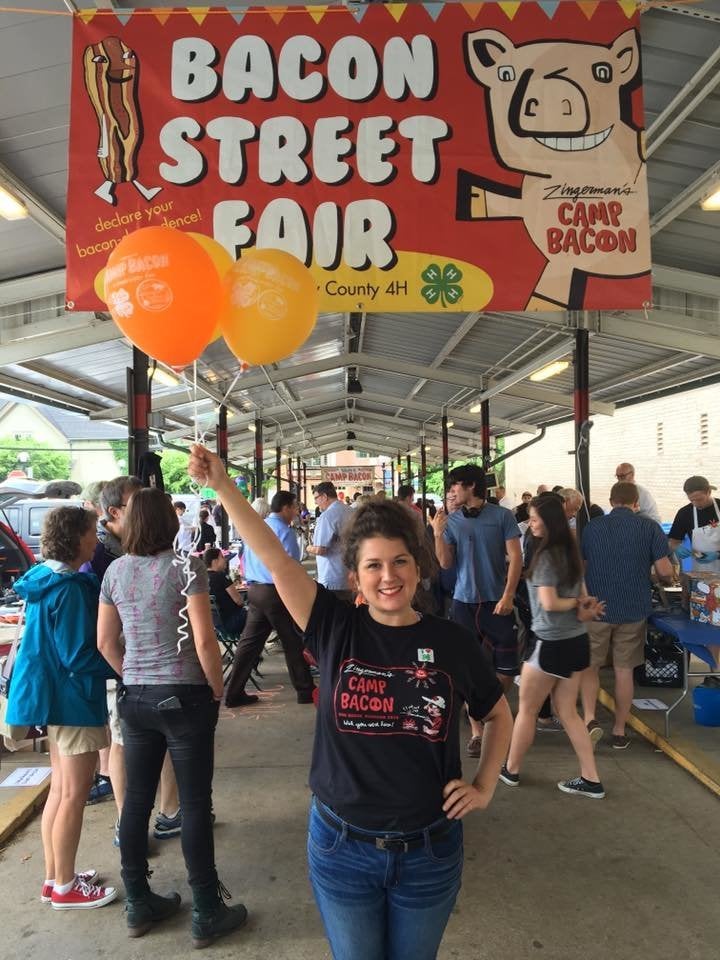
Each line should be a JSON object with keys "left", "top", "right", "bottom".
{"left": 511, "top": 70, "right": 589, "bottom": 137}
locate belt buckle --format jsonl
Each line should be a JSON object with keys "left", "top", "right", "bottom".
{"left": 375, "top": 837, "right": 409, "bottom": 853}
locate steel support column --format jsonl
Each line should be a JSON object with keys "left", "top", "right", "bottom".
{"left": 127, "top": 348, "right": 149, "bottom": 476}
{"left": 420, "top": 438, "right": 427, "bottom": 525}
{"left": 574, "top": 328, "right": 591, "bottom": 537}
{"left": 441, "top": 414, "right": 449, "bottom": 500}
{"left": 276, "top": 444, "right": 282, "bottom": 491}
{"left": 481, "top": 400, "right": 491, "bottom": 471}
{"left": 296, "top": 456, "right": 302, "bottom": 501}
{"left": 254, "top": 418, "right": 264, "bottom": 500}
{"left": 406, "top": 453, "right": 412, "bottom": 487}
{"left": 216, "top": 405, "right": 229, "bottom": 549}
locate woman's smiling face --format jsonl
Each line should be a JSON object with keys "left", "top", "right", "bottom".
{"left": 354, "top": 536, "right": 420, "bottom": 621}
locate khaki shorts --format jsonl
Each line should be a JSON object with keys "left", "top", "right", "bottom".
{"left": 47, "top": 724, "right": 109, "bottom": 757}
{"left": 107, "top": 683, "right": 123, "bottom": 746}
{"left": 588, "top": 620, "right": 646, "bottom": 669}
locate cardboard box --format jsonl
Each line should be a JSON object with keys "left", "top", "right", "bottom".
{"left": 688, "top": 573, "right": 720, "bottom": 627}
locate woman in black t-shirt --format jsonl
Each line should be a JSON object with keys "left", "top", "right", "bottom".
{"left": 189, "top": 444, "right": 512, "bottom": 960}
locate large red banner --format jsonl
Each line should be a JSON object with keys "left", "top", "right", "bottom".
{"left": 67, "top": 2, "right": 650, "bottom": 314}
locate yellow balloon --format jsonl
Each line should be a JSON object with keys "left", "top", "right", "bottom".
{"left": 188, "top": 234, "right": 235, "bottom": 343}
{"left": 220, "top": 249, "right": 318, "bottom": 365}
{"left": 94, "top": 267, "right": 106, "bottom": 302}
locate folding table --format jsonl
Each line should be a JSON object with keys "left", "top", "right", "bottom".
{"left": 647, "top": 611, "right": 720, "bottom": 738}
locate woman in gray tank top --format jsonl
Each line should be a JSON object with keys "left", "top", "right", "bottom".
{"left": 97, "top": 488, "right": 246, "bottom": 947}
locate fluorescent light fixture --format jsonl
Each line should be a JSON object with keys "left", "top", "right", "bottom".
{"left": 446, "top": 420, "right": 454, "bottom": 428}
{"left": 701, "top": 187, "right": 720, "bottom": 211}
{"left": 248, "top": 423, "right": 256, "bottom": 433}
{"left": 469, "top": 404, "right": 482, "bottom": 414}
{"left": 152, "top": 367, "right": 179, "bottom": 388}
{"left": 530, "top": 359, "right": 570, "bottom": 382}
{"left": 0, "top": 185, "right": 27, "bottom": 220}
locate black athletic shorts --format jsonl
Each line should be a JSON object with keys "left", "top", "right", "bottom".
{"left": 526, "top": 634, "right": 590, "bottom": 679}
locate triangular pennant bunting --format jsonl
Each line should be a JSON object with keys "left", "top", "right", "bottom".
{"left": 538, "top": 0, "right": 560, "bottom": 17}
{"left": 461, "top": 3, "right": 484, "bottom": 21}
{"left": 187, "top": 7, "right": 210, "bottom": 26}
{"left": 576, "top": 0, "right": 599, "bottom": 19}
{"left": 268, "top": 9, "right": 286, "bottom": 24}
{"left": 498, "top": 2, "right": 522, "bottom": 20}
{"left": 422, "top": 3, "right": 444, "bottom": 22}
{"left": 306, "top": 5, "right": 328, "bottom": 24}
{"left": 228, "top": 9, "right": 247, "bottom": 24}
{"left": 114, "top": 12, "right": 133, "bottom": 25}
{"left": 350, "top": 2, "right": 370, "bottom": 22}
{"left": 151, "top": 9, "right": 173, "bottom": 25}
{"left": 617, "top": 0, "right": 638, "bottom": 17}
{"left": 386, "top": 4, "right": 408, "bottom": 24}
{"left": 77, "top": 9, "right": 96, "bottom": 24}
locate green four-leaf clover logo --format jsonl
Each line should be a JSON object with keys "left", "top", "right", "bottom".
{"left": 420, "top": 263, "right": 463, "bottom": 307}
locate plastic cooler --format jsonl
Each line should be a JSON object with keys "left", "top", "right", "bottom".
{"left": 692, "top": 686, "right": 720, "bottom": 727}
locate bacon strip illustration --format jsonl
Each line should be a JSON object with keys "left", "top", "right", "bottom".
{"left": 83, "top": 36, "right": 160, "bottom": 204}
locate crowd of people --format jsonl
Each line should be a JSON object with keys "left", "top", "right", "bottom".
{"left": 3, "top": 451, "right": 714, "bottom": 958}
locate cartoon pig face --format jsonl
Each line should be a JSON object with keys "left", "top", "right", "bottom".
{"left": 464, "top": 29, "right": 641, "bottom": 175}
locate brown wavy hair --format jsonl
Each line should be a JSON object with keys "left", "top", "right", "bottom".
{"left": 342, "top": 499, "right": 436, "bottom": 581}
{"left": 41, "top": 506, "right": 96, "bottom": 564}
{"left": 526, "top": 495, "right": 583, "bottom": 590}
{"left": 122, "top": 487, "right": 179, "bottom": 556}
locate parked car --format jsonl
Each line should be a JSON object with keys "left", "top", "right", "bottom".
{"left": 0, "top": 479, "right": 82, "bottom": 563}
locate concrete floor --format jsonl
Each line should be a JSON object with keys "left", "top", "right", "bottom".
{"left": 1, "top": 652, "right": 719, "bottom": 960}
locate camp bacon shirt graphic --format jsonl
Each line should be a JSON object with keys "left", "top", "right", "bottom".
{"left": 334, "top": 659, "right": 453, "bottom": 741}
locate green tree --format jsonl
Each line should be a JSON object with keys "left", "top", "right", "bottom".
{"left": 108, "top": 439, "right": 129, "bottom": 472}
{"left": 0, "top": 437, "right": 71, "bottom": 481}
{"left": 158, "top": 449, "right": 195, "bottom": 494}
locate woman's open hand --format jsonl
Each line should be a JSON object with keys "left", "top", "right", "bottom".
{"left": 442, "top": 778, "right": 493, "bottom": 819}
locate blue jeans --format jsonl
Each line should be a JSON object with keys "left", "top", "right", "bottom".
{"left": 307, "top": 799, "right": 463, "bottom": 960}
{"left": 118, "top": 683, "right": 219, "bottom": 887}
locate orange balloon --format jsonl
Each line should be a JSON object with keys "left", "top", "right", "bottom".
{"left": 219, "top": 249, "right": 318, "bottom": 365}
{"left": 104, "top": 227, "right": 220, "bottom": 368}
{"left": 188, "top": 233, "right": 235, "bottom": 343}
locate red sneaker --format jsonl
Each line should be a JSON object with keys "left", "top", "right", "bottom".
{"left": 41, "top": 870, "right": 99, "bottom": 903}
{"left": 51, "top": 877, "right": 116, "bottom": 910}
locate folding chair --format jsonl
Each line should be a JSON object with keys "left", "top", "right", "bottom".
{"left": 209, "top": 595, "right": 262, "bottom": 689}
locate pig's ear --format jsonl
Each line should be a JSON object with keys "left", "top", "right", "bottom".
{"left": 465, "top": 30, "right": 515, "bottom": 86}
{"left": 610, "top": 28, "right": 640, "bottom": 79}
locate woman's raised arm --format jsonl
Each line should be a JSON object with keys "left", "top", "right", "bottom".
{"left": 188, "top": 444, "right": 317, "bottom": 631}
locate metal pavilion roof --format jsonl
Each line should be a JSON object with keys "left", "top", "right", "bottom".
{"left": 0, "top": 1, "right": 719, "bottom": 469}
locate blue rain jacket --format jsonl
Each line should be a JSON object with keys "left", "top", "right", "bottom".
{"left": 6, "top": 563, "right": 116, "bottom": 727}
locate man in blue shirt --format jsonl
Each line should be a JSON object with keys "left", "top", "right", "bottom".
{"left": 224, "top": 491, "right": 315, "bottom": 707}
{"left": 580, "top": 482, "right": 673, "bottom": 749}
{"left": 433, "top": 464, "right": 522, "bottom": 756}
{"left": 307, "top": 481, "right": 353, "bottom": 602}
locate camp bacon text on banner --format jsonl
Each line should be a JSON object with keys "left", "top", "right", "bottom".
{"left": 320, "top": 467, "right": 375, "bottom": 485}
{"left": 67, "top": 1, "right": 650, "bottom": 315}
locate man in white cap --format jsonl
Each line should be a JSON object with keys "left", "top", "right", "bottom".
{"left": 669, "top": 475, "right": 720, "bottom": 572}
{"left": 614, "top": 463, "right": 661, "bottom": 524}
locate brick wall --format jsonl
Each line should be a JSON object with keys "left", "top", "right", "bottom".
{"left": 504, "top": 382, "right": 719, "bottom": 524}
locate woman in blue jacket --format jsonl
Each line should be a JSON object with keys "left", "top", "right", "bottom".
{"left": 7, "top": 506, "right": 118, "bottom": 910}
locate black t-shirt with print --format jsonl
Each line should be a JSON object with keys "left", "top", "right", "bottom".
{"left": 304, "top": 586, "right": 503, "bottom": 832}
{"left": 669, "top": 499, "right": 720, "bottom": 543}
